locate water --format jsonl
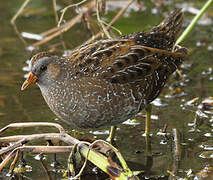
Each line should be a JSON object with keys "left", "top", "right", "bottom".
{"left": 0, "top": 0, "right": 213, "bottom": 179}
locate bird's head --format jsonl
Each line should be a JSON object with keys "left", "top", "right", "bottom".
{"left": 21, "top": 52, "right": 62, "bottom": 90}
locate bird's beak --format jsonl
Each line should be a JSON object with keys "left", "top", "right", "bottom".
{"left": 21, "top": 72, "right": 37, "bottom": 91}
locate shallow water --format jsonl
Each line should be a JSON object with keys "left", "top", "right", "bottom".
{"left": 0, "top": 0, "right": 213, "bottom": 179}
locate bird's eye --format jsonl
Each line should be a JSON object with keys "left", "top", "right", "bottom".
{"left": 40, "top": 65, "right": 47, "bottom": 72}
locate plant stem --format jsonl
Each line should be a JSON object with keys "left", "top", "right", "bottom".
{"left": 176, "top": 0, "right": 213, "bottom": 45}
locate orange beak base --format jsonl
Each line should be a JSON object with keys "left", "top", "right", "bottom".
{"left": 21, "top": 72, "right": 37, "bottom": 91}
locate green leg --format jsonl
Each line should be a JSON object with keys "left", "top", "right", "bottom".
{"left": 145, "top": 104, "right": 152, "bottom": 137}
{"left": 145, "top": 104, "right": 152, "bottom": 154}
{"left": 145, "top": 133, "right": 152, "bottom": 154}
{"left": 106, "top": 126, "right": 117, "bottom": 143}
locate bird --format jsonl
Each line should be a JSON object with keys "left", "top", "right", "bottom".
{"left": 21, "top": 9, "right": 187, "bottom": 137}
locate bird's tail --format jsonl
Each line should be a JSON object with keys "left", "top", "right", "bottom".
{"left": 125, "top": 9, "right": 184, "bottom": 51}
{"left": 150, "top": 8, "right": 184, "bottom": 50}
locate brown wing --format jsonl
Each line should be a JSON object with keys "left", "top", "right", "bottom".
{"left": 66, "top": 39, "right": 186, "bottom": 85}
{"left": 96, "top": 45, "right": 186, "bottom": 84}
{"left": 66, "top": 39, "right": 134, "bottom": 76}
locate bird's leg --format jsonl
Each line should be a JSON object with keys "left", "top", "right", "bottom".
{"left": 145, "top": 104, "right": 152, "bottom": 136}
{"left": 106, "top": 126, "right": 117, "bottom": 144}
{"left": 145, "top": 134, "right": 152, "bottom": 155}
{"left": 145, "top": 104, "right": 152, "bottom": 154}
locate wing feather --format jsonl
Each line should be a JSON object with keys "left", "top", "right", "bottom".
{"left": 66, "top": 39, "right": 186, "bottom": 85}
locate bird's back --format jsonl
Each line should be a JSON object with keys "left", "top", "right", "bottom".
{"left": 41, "top": 9, "right": 187, "bottom": 129}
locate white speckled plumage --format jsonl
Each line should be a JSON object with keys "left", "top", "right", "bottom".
{"left": 23, "top": 9, "right": 187, "bottom": 129}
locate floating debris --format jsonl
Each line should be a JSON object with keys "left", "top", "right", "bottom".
{"left": 157, "top": 124, "right": 170, "bottom": 136}
{"left": 188, "top": 128, "right": 201, "bottom": 133}
{"left": 151, "top": 8, "right": 159, "bottom": 15}
{"left": 188, "top": 122, "right": 195, "bottom": 127}
{"left": 152, "top": 98, "right": 168, "bottom": 107}
{"left": 151, "top": 115, "right": 159, "bottom": 120}
{"left": 196, "top": 109, "right": 209, "bottom": 118}
{"left": 199, "top": 152, "right": 213, "bottom": 159}
{"left": 13, "top": 165, "right": 32, "bottom": 173}
{"left": 208, "top": 45, "right": 213, "bottom": 51}
{"left": 201, "top": 67, "right": 212, "bottom": 75}
{"left": 196, "top": 41, "right": 206, "bottom": 47}
{"left": 34, "top": 154, "right": 46, "bottom": 160}
{"left": 172, "top": 87, "right": 182, "bottom": 94}
{"left": 197, "top": 16, "right": 213, "bottom": 26}
{"left": 122, "top": 119, "right": 140, "bottom": 125}
{"left": 204, "top": 133, "right": 213, "bottom": 137}
{"left": 142, "top": 132, "right": 153, "bottom": 137}
{"left": 157, "top": 131, "right": 170, "bottom": 136}
{"left": 54, "top": 118, "right": 59, "bottom": 121}
{"left": 200, "top": 144, "right": 213, "bottom": 150}
{"left": 136, "top": 114, "right": 159, "bottom": 120}
{"left": 21, "top": 32, "right": 44, "bottom": 40}
{"left": 91, "top": 130, "right": 109, "bottom": 135}
{"left": 26, "top": 45, "right": 37, "bottom": 51}
{"left": 159, "top": 140, "right": 167, "bottom": 145}
{"left": 195, "top": 166, "right": 213, "bottom": 180}
{"left": 185, "top": 97, "right": 199, "bottom": 106}
{"left": 165, "top": 88, "right": 186, "bottom": 98}
{"left": 180, "top": 4, "right": 200, "bottom": 14}
{"left": 198, "top": 97, "right": 213, "bottom": 111}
